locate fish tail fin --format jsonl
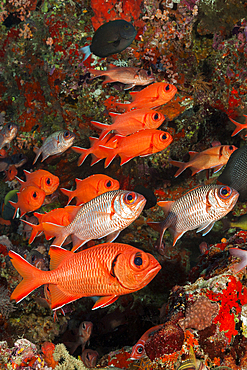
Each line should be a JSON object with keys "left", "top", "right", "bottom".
{"left": 21, "top": 219, "right": 42, "bottom": 244}
{"left": 72, "top": 146, "right": 90, "bottom": 166}
{"left": 42, "top": 222, "right": 67, "bottom": 247}
{"left": 60, "top": 188, "right": 74, "bottom": 205}
{"left": 229, "top": 248, "right": 247, "bottom": 272}
{"left": 9, "top": 250, "right": 46, "bottom": 303}
{"left": 80, "top": 45, "right": 91, "bottom": 62}
{"left": 88, "top": 68, "right": 104, "bottom": 78}
{"left": 90, "top": 154, "right": 103, "bottom": 166}
{"left": 169, "top": 159, "right": 188, "bottom": 177}
{"left": 229, "top": 117, "right": 244, "bottom": 137}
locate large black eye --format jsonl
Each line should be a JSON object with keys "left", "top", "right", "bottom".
{"left": 134, "top": 256, "right": 143, "bottom": 266}
{"left": 106, "top": 180, "right": 112, "bottom": 188}
{"left": 165, "top": 85, "right": 170, "bottom": 91}
{"left": 147, "top": 70, "right": 152, "bottom": 76}
{"left": 82, "top": 322, "right": 86, "bottom": 330}
{"left": 124, "top": 192, "right": 136, "bottom": 204}
{"left": 46, "top": 177, "right": 51, "bottom": 185}
{"left": 63, "top": 131, "right": 70, "bottom": 138}
{"left": 154, "top": 113, "right": 159, "bottom": 120}
{"left": 33, "top": 191, "right": 37, "bottom": 198}
{"left": 7, "top": 123, "right": 12, "bottom": 130}
{"left": 137, "top": 345, "right": 144, "bottom": 354}
{"left": 229, "top": 145, "right": 234, "bottom": 151}
{"left": 162, "top": 133, "right": 167, "bottom": 140}
{"left": 219, "top": 186, "right": 232, "bottom": 199}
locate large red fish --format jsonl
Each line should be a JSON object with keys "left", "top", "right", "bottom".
{"left": 148, "top": 184, "right": 239, "bottom": 255}
{"left": 9, "top": 185, "right": 46, "bottom": 218}
{"left": 91, "top": 109, "right": 165, "bottom": 140}
{"left": 169, "top": 145, "right": 238, "bottom": 177}
{"left": 115, "top": 82, "right": 177, "bottom": 111}
{"left": 9, "top": 243, "right": 161, "bottom": 310}
{"left": 60, "top": 174, "right": 120, "bottom": 205}
{"left": 16, "top": 169, "right": 59, "bottom": 195}
{"left": 101, "top": 129, "right": 173, "bottom": 168}
{"left": 89, "top": 64, "right": 155, "bottom": 90}
{"left": 42, "top": 190, "right": 146, "bottom": 252}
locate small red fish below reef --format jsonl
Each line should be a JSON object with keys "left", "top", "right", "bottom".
{"left": 148, "top": 184, "right": 239, "bottom": 255}
{"left": 88, "top": 64, "right": 155, "bottom": 90}
{"left": 42, "top": 190, "right": 146, "bottom": 252}
{"left": 9, "top": 242, "right": 161, "bottom": 310}
{"left": 169, "top": 145, "right": 238, "bottom": 177}
{"left": 4, "top": 164, "right": 18, "bottom": 182}
{"left": 0, "top": 122, "right": 18, "bottom": 149}
{"left": 229, "top": 114, "right": 247, "bottom": 136}
{"left": 16, "top": 169, "right": 60, "bottom": 195}
{"left": 114, "top": 82, "right": 177, "bottom": 111}
{"left": 130, "top": 324, "right": 163, "bottom": 360}
{"left": 60, "top": 173, "right": 120, "bottom": 205}
{"left": 101, "top": 129, "right": 173, "bottom": 168}
{"left": 33, "top": 130, "right": 76, "bottom": 164}
{"left": 9, "top": 185, "right": 46, "bottom": 218}
{"left": 80, "top": 349, "right": 99, "bottom": 368}
{"left": 91, "top": 108, "right": 165, "bottom": 140}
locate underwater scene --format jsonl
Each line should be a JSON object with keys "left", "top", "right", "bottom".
{"left": 0, "top": 0, "right": 247, "bottom": 368}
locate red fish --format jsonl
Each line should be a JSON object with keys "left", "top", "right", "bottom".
{"left": 60, "top": 174, "right": 120, "bottom": 205}
{"left": 91, "top": 109, "right": 165, "bottom": 140}
{"left": 65, "top": 321, "right": 93, "bottom": 354}
{"left": 16, "top": 169, "right": 60, "bottom": 195}
{"left": 148, "top": 184, "right": 239, "bottom": 254}
{"left": 0, "top": 123, "right": 18, "bottom": 149}
{"left": 72, "top": 134, "right": 121, "bottom": 166}
{"left": 229, "top": 114, "right": 247, "bottom": 137}
{"left": 4, "top": 164, "right": 18, "bottom": 182}
{"left": 114, "top": 82, "right": 177, "bottom": 111}
{"left": 89, "top": 64, "right": 155, "bottom": 90}
{"left": 9, "top": 185, "right": 46, "bottom": 218}
{"left": 130, "top": 324, "right": 163, "bottom": 360}
{"left": 169, "top": 145, "right": 238, "bottom": 177}
{"left": 42, "top": 190, "right": 146, "bottom": 252}
{"left": 81, "top": 349, "right": 99, "bottom": 368}
{"left": 22, "top": 206, "right": 81, "bottom": 244}
{"left": 9, "top": 243, "right": 161, "bottom": 310}
{"left": 101, "top": 129, "right": 173, "bottom": 168}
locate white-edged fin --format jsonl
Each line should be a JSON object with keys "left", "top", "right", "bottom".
{"left": 80, "top": 45, "right": 91, "bottom": 62}
{"left": 105, "top": 230, "right": 120, "bottom": 243}
{"left": 196, "top": 221, "right": 215, "bottom": 235}
{"left": 229, "top": 248, "right": 247, "bottom": 272}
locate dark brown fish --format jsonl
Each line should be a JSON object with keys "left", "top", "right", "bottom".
{"left": 0, "top": 123, "right": 18, "bottom": 149}
{"left": 217, "top": 144, "right": 247, "bottom": 201}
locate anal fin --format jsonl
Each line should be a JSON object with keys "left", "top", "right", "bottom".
{"left": 92, "top": 295, "right": 118, "bottom": 310}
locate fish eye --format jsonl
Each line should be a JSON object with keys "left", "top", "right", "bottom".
{"left": 229, "top": 145, "right": 234, "bottom": 151}
{"left": 136, "top": 345, "right": 144, "bottom": 354}
{"left": 63, "top": 131, "right": 70, "bottom": 138}
{"left": 161, "top": 133, "right": 167, "bottom": 140}
{"left": 105, "top": 180, "right": 112, "bottom": 188}
{"left": 219, "top": 186, "right": 232, "bottom": 199}
{"left": 33, "top": 191, "right": 37, "bottom": 198}
{"left": 86, "top": 353, "right": 90, "bottom": 361}
{"left": 147, "top": 70, "right": 152, "bottom": 76}
{"left": 7, "top": 123, "right": 12, "bottom": 130}
{"left": 124, "top": 192, "right": 136, "bottom": 204}
{"left": 134, "top": 254, "right": 143, "bottom": 266}
{"left": 165, "top": 85, "right": 170, "bottom": 91}
{"left": 124, "top": 24, "right": 130, "bottom": 30}
{"left": 46, "top": 178, "right": 51, "bottom": 185}
{"left": 153, "top": 113, "right": 159, "bottom": 120}
{"left": 82, "top": 322, "right": 86, "bottom": 330}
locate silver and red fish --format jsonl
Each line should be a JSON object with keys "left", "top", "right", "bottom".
{"left": 0, "top": 123, "right": 18, "bottom": 150}
{"left": 42, "top": 190, "right": 146, "bottom": 252}
{"left": 33, "top": 130, "right": 76, "bottom": 164}
{"left": 148, "top": 184, "right": 239, "bottom": 254}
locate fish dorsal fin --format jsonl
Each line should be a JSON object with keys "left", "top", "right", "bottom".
{"left": 15, "top": 175, "right": 25, "bottom": 184}
{"left": 89, "top": 136, "right": 99, "bottom": 146}
{"left": 33, "top": 212, "right": 46, "bottom": 222}
{"left": 109, "top": 111, "right": 121, "bottom": 123}
{"left": 129, "top": 91, "right": 139, "bottom": 95}
{"left": 157, "top": 200, "right": 174, "bottom": 216}
{"left": 48, "top": 283, "right": 81, "bottom": 310}
{"left": 188, "top": 151, "right": 198, "bottom": 160}
{"left": 49, "top": 245, "right": 73, "bottom": 270}
{"left": 92, "top": 295, "right": 118, "bottom": 310}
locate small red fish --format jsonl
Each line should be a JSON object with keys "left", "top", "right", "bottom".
{"left": 169, "top": 145, "right": 238, "bottom": 177}
{"left": 89, "top": 64, "right": 155, "bottom": 90}
{"left": 114, "top": 82, "right": 177, "bottom": 111}
{"left": 60, "top": 174, "right": 120, "bottom": 205}
{"left": 229, "top": 114, "right": 247, "bottom": 137}
{"left": 9, "top": 242, "right": 161, "bottom": 310}
{"left": 9, "top": 185, "right": 46, "bottom": 218}
{"left": 130, "top": 324, "right": 163, "bottom": 360}
{"left": 22, "top": 206, "right": 81, "bottom": 244}
{"left": 91, "top": 109, "right": 165, "bottom": 140}
{"left": 81, "top": 349, "right": 99, "bottom": 368}
{"left": 0, "top": 123, "right": 18, "bottom": 149}
{"left": 16, "top": 169, "right": 60, "bottom": 195}
{"left": 4, "top": 164, "right": 18, "bottom": 182}
{"left": 101, "top": 129, "right": 173, "bottom": 167}
{"left": 65, "top": 321, "right": 93, "bottom": 354}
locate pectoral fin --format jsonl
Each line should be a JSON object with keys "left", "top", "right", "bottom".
{"left": 92, "top": 295, "right": 118, "bottom": 310}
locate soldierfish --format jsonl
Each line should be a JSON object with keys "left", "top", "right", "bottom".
{"left": 89, "top": 64, "right": 155, "bottom": 90}
{"left": 114, "top": 82, "right": 177, "bottom": 112}
{"left": 42, "top": 190, "right": 146, "bottom": 252}
{"left": 33, "top": 130, "right": 76, "bottom": 164}
{"left": 16, "top": 169, "right": 60, "bottom": 195}
{"left": 229, "top": 114, "right": 247, "bottom": 136}
{"left": 22, "top": 206, "right": 81, "bottom": 244}
{"left": 9, "top": 185, "right": 46, "bottom": 218}
{"left": 0, "top": 123, "right": 18, "bottom": 149}
{"left": 60, "top": 174, "right": 120, "bottom": 205}
{"left": 81, "top": 20, "right": 137, "bottom": 62}
{"left": 101, "top": 129, "right": 173, "bottom": 168}
{"left": 65, "top": 321, "right": 93, "bottom": 354}
{"left": 91, "top": 109, "right": 165, "bottom": 140}
{"left": 9, "top": 242, "right": 161, "bottom": 310}
{"left": 0, "top": 153, "right": 27, "bottom": 173}
{"left": 81, "top": 349, "right": 99, "bottom": 368}
{"left": 130, "top": 324, "right": 163, "bottom": 360}
{"left": 148, "top": 184, "right": 239, "bottom": 254}
{"left": 169, "top": 145, "right": 238, "bottom": 177}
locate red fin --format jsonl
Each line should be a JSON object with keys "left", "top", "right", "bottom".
{"left": 8, "top": 250, "right": 45, "bottom": 303}
{"left": 92, "top": 295, "right": 118, "bottom": 310}
{"left": 109, "top": 112, "right": 121, "bottom": 123}
{"left": 169, "top": 159, "right": 188, "bottom": 177}
{"left": 71, "top": 236, "right": 87, "bottom": 252}
{"left": 119, "top": 154, "right": 133, "bottom": 165}
{"left": 42, "top": 222, "right": 67, "bottom": 247}
{"left": 229, "top": 117, "right": 246, "bottom": 137}
{"left": 21, "top": 219, "right": 41, "bottom": 244}
{"left": 72, "top": 146, "right": 90, "bottom": 166}
{"left": 49, "top": 245, "right": 73, "bottom": 270}
{"left": 190, "top": 167, "right": 202, "bottom": 176}
{"left": 99, "top": 146, "right": 117, "bottom": 168}
{"left": 188, "top": 151, "right": 198, "bottom": 160}
{"left": 60, "top": 188, "right": 75, "bottom": 205}
{"left": 157, "top": 201, "right": 174, "bottom": 216}
{"left": 48, "top": 283, "right": 81, "bottom": 310}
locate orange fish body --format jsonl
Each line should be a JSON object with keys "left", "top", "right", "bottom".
{"left": 89, "top": 64, "right": 155, "bottom": 90}
{"left": 22, "top": 206, "right": 81, "bottom": 243}
{"left": 101, "top": 129, "right": 173, "bottom": 167}
{"left": 16, "top": 169, "right": 60, "bottom": 195}
{"left": 42, "top": 190, "right": 146, "bottom": 252}
{"left": 9, "top": 242, "right": 161, "bottom": 310}
{"left": 72, "top": 134, "right": 122, "bottom": 166}
{"left": 91, "top": 109, "right": 165, "bottom": 140}
{"left": 229, "top": 114, "right": 247, "bottom": 137}
{"left": 130, "top": 324, "right": 163, "bottom": 360}
{"left": 115, "top": 82, "right": 177, "bottom": 112}
{"left": 169, "top": 145, "right": 238, "bottom": 177}
{"left": 4, "top": 164, "right": 18, "bottom": 182}
{"left": 9, "top": 185, "right": 46, "bottom": 218}
{"left": 60, "top": 174, "right": 120, "bottom": 205}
